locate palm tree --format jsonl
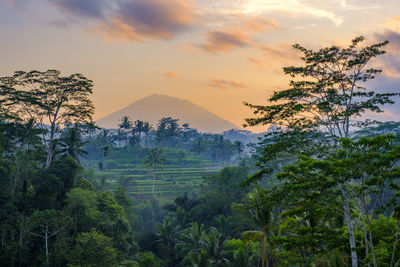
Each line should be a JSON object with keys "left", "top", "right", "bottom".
{"left": 176, "top": 223, "right": 228, "bottom": 267}
{"left": 58, "top": 125, "right": 88, "bottom": 163}
{"left": 156, "top": 216, "right": 180, "bottom": 247}
{"left": 132, "top": 120, "right": 145, "bottom": 146}
{"left": 233, "top": 189, "right": 278, "bottom": 267}
{"left": 226, "top": 246, "right": 254, "bottom": 267}
{"left": 156, "top": 216, "right": 181, "bottom": 266}
{"left": 211, "top": 215, "right": 233, "bottom": 240}
{"left": 144, "top": 148, "right": 166, "bottom": 193}
{"left": 175, "top": 223, "right": 206, "bottom": 265}
{"left": 142, "top": 122, "right": 152, "bottom": 147}
{"left": 118, "top": 116, "right": 132, "bottom": 147}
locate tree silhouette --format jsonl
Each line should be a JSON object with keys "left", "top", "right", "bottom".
{"left": 0, "top": 70, "right": 94, "bottom": 168}
{"left": 119, "top": 116, "right": 132, "bottom": 147}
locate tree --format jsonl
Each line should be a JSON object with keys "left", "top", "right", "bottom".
{"left": 234, "top": 189, "right": 279, "bottom": 267}
{"left": 233, "top": 141, "right": 245, "bottom": 157}
{"left": 191, "top": 137, "right": 207, "bottom": 155}
{"left": 245, "top": 36, "right": 397, "bottom": 136}
{"left": 155, "top": 216, "right": 181, "bottom": 266}
{"left": 175, "top": 222, "right": 206, "bottom": 265}
{"left": 114, "top": 129, "right": 126, "bottom": 148}
{"left": 0, "top": 70, "right": 95, "bottom": 169}
{"left": 244, "top": 36, "right": 399, "bottom": 267}
{"left": 132, "top": 120, "right": 146, "bottom": 146}
{"left": 58, "top": 124, "right": 88, "bottom": 163}
{"left": 142, "top": 121, "right": 152, "bottom": 147}
{"left": 209, "top": 135, "right": 232, "bottom": 164}
{"left": 269, "top": 135, "right": 400, "bottom": 266}
{"left": 155, "top": 117, "right": 181, "bottom": 146}
{"left": 144, "top": 148, "right": 166, "bottom": 194}
{"left": 70, "top": 230, "right": 118, "bottom": 267}
{"left": 119, "top": 116, "right": 133, "bottom": 147}
{"left": 27, "top": 209, "right": 69, "bottom": 266}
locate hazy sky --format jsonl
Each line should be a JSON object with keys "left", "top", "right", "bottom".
{"left": 1, "top": 0, "right": 399, "bottom": 132}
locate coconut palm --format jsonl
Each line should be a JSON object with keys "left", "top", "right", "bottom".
{"left": 144, "top": 148, "right": 166, "bottom": 193}
{"left": 234, "top": 189, "right": 279, "bottom": 267}
{"left": 175, "top": 223, "right": 206, "bottom": 265}
{"left": 142, "top": 121, "right": 152, "bottom": 147}
{"left": 58, "top": 125, "right": 88, "bottom": 163}
{"left": 132, "top": 120, "right": 145, "bottom": 146}
{"left": 118, "top": 116, "right": 132, "bottom": 147}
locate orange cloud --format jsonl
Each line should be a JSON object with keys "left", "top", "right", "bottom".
{"left": 248, "top": 42, "right": 302, "bottom": 73}
{"left": 384, "top": 16, "right": 400, "bottom": 32}
{"left": 210, "top": 78, "right": 247, "bottom": 90}
{"left": 93, "top": 0, "right": 198, "bottom": 42}
{"left": 200, "top": 30, "right": 250, "bottom": 53}
{"left": 198, "top": 16, "right": 281, "bottom": 53}
{"left": 242, "top": 16, "right": 281, "bottom": 32}
{"left": 164, "top": 71, "right": 179, "bottom": 79}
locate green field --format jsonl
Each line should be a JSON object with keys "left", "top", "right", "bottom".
{"left": 83, "top": 149, "right": 221, "bottom": 200}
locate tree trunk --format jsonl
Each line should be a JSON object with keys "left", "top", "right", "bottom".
{"left": 340, "top": 187, "right": 358, "bottom": 267}
{"left": 360, "top": 210, "right": 370, "bottom": 267}
{"left": 390, "top": 218, "right": 400, "bottom": 267}
{"left": 45, "top": 229, "right": 49, "bottom": 266}
{"left": 342, "top": 197, "right": 358, "bottom": 267}
{"left": 19, "top": 230, "right": 23, "bottom": 255}
{"left": 45, "top": 128, "right": 55, "bottom": 169}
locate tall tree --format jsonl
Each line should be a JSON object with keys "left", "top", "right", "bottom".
{"left": 245, "top": 36, "right": 397, "bottom": 136}
{"left": 132, "top": 120, "right": 145, "bottom": 146}
{"left": 27, "top": 209, "right": 68, "bottom": 266}
{"left": 118, "top": 116, "right": 132, "bottom": 147}
{"left": 144, "top": 148, "right": 166, "bottom": 193}
{"left": 142, "top": 121, "right": 152, "bottom": 147}
{"left": 0, "top": 70, "right": 94, "bottom": 168}
{"left": 244, "top": 36, "right": 398, "bottom": 267}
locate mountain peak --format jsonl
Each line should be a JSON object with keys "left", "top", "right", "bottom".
{"left": 96, "top": 94, "right": 239, "bottom": 133}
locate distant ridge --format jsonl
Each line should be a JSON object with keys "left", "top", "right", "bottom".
{"left": 96, "top": 94, "right": 240, "bottom": 133}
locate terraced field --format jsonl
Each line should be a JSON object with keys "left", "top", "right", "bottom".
{"left": 82, "top": 149, "right": 221, "bottom": 200}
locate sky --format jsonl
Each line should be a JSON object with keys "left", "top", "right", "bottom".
{"left": 0, "top": 0, "right": 399, "bottom": 132}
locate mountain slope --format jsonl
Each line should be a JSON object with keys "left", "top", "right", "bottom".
{"left": 96, "top": 94, "right": 239, "bottom": 133}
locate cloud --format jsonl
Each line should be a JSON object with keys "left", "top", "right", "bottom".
{"left": 374, "top": 25, "right": 400, "bottom": 77}
{"left": 243, "top": 0, "right": 343, "bottom": 26}
{"left": 164, "top": 71, "right": 179, "bottom": 79}
{"left": 93, "top": 0, "right": 198, "bottom": 41}
{"left": 200, "top": 30, "right": 250, "bottom": 53}
{"left": 242, "top": 16, "right": 281, "bottom": 31}
{"left": 52, "top": 0, "right": 107, "bottom": 18}
{"left": 384, "top": 16, "right": 400, "bottom": 32}
{"left": 198, "top": 16, "right": 281, "bottom": 53}
{"left": 210, "top": 78, "right": 247, "bottom": 90}
{"left": 248, "top": 42, "right": 302, "bottom": 71}
{"left": 257, "top": 42, "right": 300, "bottom": 59}
{"left": 248, "top": 57, "right": 264, "bottom": 67}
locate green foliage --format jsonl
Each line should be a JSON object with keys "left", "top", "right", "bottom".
{"left": 244, "top": 36, "right": 396, "bottom": 135}
{"left": 69, "top": 230, "right": 118, "bottom": 267}
{"left": 138, "top": 251, "right": 161, "bottom": 267}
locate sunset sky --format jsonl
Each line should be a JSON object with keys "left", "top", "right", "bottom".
{"left": 1, "top": 0, "right": 399, "bottom": 132}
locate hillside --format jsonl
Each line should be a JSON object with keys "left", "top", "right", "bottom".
{"left": 96, "top": 94, "right": 239, "bottom": 133}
